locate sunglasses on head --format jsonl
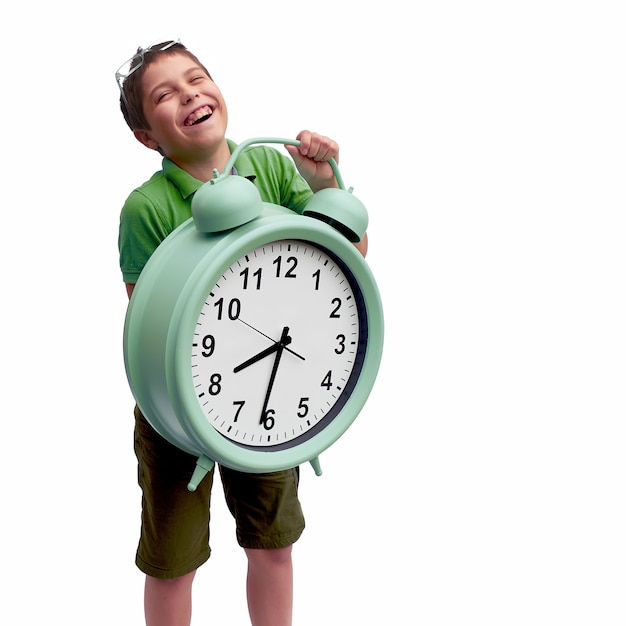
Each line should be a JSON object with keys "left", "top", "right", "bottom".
{"left": 115, "top": 39, "right": 181, "bottom": 104}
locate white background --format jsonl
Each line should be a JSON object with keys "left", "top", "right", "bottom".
{"left": 2, "top": 1, "right": 625, "bottom": 624}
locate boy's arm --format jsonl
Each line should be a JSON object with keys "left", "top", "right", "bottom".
{"left": 354, "top": 232, "right": 368, "bottom": 257}
{"left": 126, "top": 283, "right": 135, "bottom": 299}
{"left": 285, "top": 130, "right": 369, "bottom": 258}
{"left": 284, "top": 130, "right": 340, "bottom": 193}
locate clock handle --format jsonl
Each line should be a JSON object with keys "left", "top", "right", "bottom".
{"left": 210, "top": 137, "right": 347, "bottom": 190}
{"left": 194, "top": 136, "right": 368, "bottom": 241}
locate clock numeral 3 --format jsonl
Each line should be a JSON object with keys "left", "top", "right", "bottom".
{"left": 335, "top": 334, "right": 346, "bottom": 355}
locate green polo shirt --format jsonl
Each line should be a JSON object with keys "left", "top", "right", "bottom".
{"left": 119, "top": 139, "right": 313, "bottom": 284}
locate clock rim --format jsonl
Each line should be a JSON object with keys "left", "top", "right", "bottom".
{"left": 168, "top": 212, "right": 384, "bottom": 473}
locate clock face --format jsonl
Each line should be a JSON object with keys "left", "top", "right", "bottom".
{"left": 190, "top": 239, "right": 368, "bottom": 451}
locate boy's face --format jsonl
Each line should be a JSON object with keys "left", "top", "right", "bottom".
{"left": 135, "top": 53, "right": 228, "bottom": 161}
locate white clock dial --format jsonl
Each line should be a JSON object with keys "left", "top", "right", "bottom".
{"left": 191, "top": 239, "right": 367, "bottom": 450}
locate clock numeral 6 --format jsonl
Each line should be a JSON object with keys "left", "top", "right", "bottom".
{"left": 262, "top": 409, "right": 276, "bottom": 431}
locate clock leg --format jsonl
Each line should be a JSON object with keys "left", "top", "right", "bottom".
{"left": 187, "top": 454, "right": 215, "bottom": 491}
{"left": 309, "top": 457, "right": 323, "bottom": 476}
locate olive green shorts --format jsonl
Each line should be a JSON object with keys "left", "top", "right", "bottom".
{"left": 133, "top": 407, "right": 305, "bottom": 579}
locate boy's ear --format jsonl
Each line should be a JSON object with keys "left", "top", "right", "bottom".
{"left": 133, "top": 129, "right": 160, "bottom": 151}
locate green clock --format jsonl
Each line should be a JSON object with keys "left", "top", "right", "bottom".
{"left": 123, "top": 138, "right": 384, "bottom": 491}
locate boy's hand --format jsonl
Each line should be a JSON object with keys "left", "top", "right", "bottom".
{"left": 285, "top": 130, "right": 339, "bottom": 192}
{"left": 286, "top": 129, "right": 368, "bottom": 258}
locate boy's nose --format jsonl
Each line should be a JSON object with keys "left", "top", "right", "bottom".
{"left": 183, "top": 92, "right": 199, "bottom": 104}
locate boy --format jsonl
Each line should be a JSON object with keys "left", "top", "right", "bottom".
{"left": 116, "top": 40, "right": 367, "bottom": 626}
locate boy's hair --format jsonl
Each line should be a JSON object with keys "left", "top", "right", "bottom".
{"left": 118, "top": 41, "right": 212, "bottom": 131}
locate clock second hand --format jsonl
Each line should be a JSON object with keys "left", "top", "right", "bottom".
{"left": 238, "top": 317, "right": 305, "bottom": 361}
{"left": 260, "top": 326, "right": 290, "bottom": 426}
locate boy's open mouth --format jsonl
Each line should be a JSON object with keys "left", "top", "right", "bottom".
{"left": 184, "top": 105, "right": 213, "bottom": 126}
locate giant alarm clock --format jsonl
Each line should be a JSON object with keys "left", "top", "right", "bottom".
{"left": 123, "top": 137, "right": 384, "bottom": 490}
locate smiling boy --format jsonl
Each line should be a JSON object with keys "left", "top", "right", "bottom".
{"left": 116, "top": 40, "right": 365, "bottom": 626}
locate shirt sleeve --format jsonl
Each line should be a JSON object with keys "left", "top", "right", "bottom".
{"left": 275, "top": 152, "right": 314, "bottom": 213}
{"left": 118, "top": 188, "right": 171, "bottom": 284}
{"left": 239, "top": 145, "right": 313, "bottom": 213}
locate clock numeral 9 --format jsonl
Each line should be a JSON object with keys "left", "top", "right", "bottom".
{"left": 201, "top": 334, "right": 215, "bottom": 357}
{"left": 214, "top": 297, "right": 241, "bottom": 320}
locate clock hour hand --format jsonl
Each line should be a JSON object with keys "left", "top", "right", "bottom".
{"left": 260, "top": 326, "right": 290, "bottom": 426}
{"left": 234, "top": 341, "right": 283, "bottom": 373}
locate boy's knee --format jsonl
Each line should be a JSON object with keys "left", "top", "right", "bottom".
{"left": 245, "top": 546, "right": 293, "bottom": 567}
{"left": 146, "top": 569, "right": 196, "bottom": 590}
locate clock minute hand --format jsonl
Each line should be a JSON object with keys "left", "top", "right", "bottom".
{"left": 260, "top": 326, "right": 291, "bottom": 426}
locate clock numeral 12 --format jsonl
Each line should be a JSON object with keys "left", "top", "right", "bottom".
{"left": 273, "top": 255, "right": 297, "bottom": 278}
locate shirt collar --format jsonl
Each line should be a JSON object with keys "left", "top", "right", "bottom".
{"left": 161, "top": 139, "right": 256, "bottom": 199}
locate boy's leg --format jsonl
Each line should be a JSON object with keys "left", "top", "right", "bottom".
{"left": 144, "top": 570, "right": 196, "bottom": 626}
{"left": 219, "top": 466, "right": 304, "bottom": 626}
{"left": 133, "top": 408, "right": 214, "bottom": 623}
{"left": 245, "top": 547, "right": 293, "bottom": 626}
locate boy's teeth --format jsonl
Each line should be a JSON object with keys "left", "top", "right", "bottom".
{"left": 185, "top": 106, "right": 212, "bottom": 126}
